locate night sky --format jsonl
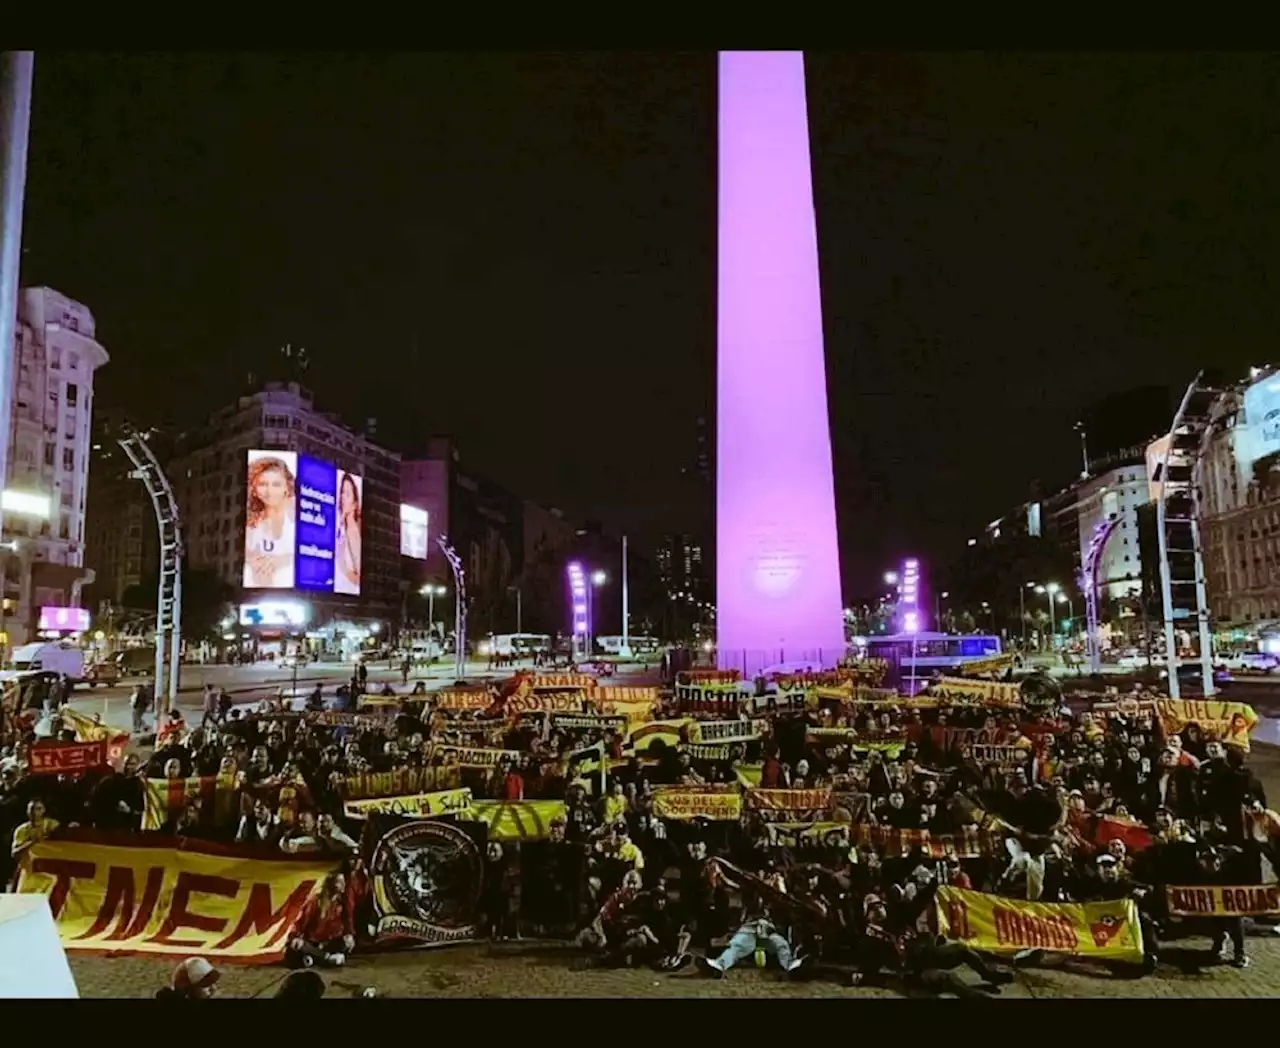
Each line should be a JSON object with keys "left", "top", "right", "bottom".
{"left": 20, "top": 52, "right": 1280, "bottom": 596}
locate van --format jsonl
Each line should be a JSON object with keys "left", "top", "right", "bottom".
{"left": 113, "top": 647, "right": 157, "bottom": 678}
{"left": 9, "top": 642, "right": 86, "bottom": 681}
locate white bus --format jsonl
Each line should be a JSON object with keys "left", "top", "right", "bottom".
{"left": 596, "top": 636, "right": 661, "bottom": 656}
{"left": 480, "top": 634, "right": 552, "bottom": 658}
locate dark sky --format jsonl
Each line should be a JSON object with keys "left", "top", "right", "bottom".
{"left": 21, "top": 52, "right": 1280, "bottom": 596}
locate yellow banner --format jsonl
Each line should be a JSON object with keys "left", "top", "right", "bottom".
{"left": 1166, "top": 885, "right": 1280, "bottom": 917}
{"left": 734, "top": 763, "right": 763, "bottom": 788}
{"left": 957, "top": 652, "right": 1017, "bottom": 678}
{"left": 627, "top": 719, "right": 694, "bottom": 752}
{"left": 596, "top": 689, "right": 659, "bottom": 727}
{"left": 935, "top": 886, "right": 1143, "bottom": 964}
{"left": 142, "top": 774, "right": 240, "bottom": 832}
{"left": 343, "top": 787, "right": 473, "bottom": 820}
{"left": 461, "top": 800, "right": 567, "bottom": 840}
{"left": 505, "top": 691, "right": 590, "bottom": 716}
{"left": 524, "top": 673, "right": 597, "bottom": 691}
{"left": 1154, "top": 699, "right": 1257, "bottom": 751}
{"left": 651, "top": 787, "right": 743, "bottom": 821}
{"left": 926, "top": 678, "right": 1023, "bottom": 708}
{"left": 15, "top": 837, "right": 337, "bottom": 961}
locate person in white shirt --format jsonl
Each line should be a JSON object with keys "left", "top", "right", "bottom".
{"left": 244, "top": 456, "right": 296, "bottom": 588}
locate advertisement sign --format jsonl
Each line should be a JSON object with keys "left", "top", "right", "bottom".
{"left": 400, "top": 504, "right": 429, "bottom": 560}
{"left": 1241, "top": 375, "right": 1280, "bottom": 470}
{"left": 294, "top": 455, "right": 338, "bottom": 592}
{"left": 243, "top": 450, "right": 363, "bottom": 596}
{"left": 38, "top": 607, "right": 90, "bottom": 633}
{"left": 244, "top": 450, "right": 298, "bottom": 589}
{"left": 334, "top": 469, "right": 363, "bottom": 596}
{"left": 238, "top": 601, "right": 308, "bottom": 627}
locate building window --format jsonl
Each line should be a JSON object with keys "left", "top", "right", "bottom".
{"left": 43, "top": 442, "right": 54, "bottom": 467}
{"left": 66, "top": 383, "right": 78, "bottom": 406}
{"left": 50, "top": 347, "right": 61, "bottom": 369}
{"left": 62, "top": 447, "right": 74, "bottom": 471}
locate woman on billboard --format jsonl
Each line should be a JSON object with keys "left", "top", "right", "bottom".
{"left": 335, "top": 471, "right": 363, "bottom": 595}
{"left": 244, "top": 454, "right": 297, "bottom": 588}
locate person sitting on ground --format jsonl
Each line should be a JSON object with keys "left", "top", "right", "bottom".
{"left": 155, "top": 957, "right": 220, "bottom": 1000}
{"left": 287, "top": 871, "right": 355, "bottom": 969}
{"left": 698, "top": 884, "right": 803, "bottom": 978}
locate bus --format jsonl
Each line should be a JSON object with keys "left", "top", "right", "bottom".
{"left": 866, "top": 632, "right": 1004, "bottom": 695}
{"left": 480, "top": 634, "right": 552, "bottom": 659}
{"left": 596, "top": 636, "right": 661, "bottom": 657}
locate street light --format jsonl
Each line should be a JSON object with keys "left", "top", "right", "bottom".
{"left": 1034, "top": 583, "right": 1060, "bottom": 650}
{"left": 935, "top": 590, "right": 950, "bottom": 633}
{"left": 420, "top": 584, "right": 447, "bottom": 646}
{"left": 591, "top": 570, "right": 608, "bottom": 587}
{"left": 884, "top": 571, "right": 899, "bottom": 586}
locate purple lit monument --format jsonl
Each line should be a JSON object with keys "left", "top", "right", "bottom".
{"left": 716, "top": 51, "right": 845, "bottom": 675}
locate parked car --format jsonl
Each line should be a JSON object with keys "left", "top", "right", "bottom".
{"left": 81, "top": 661, "right": 120, "bottom": 688}
{"left": 113, "top": 647, "right": 157, "bottom": 678}
{"left": 1213, "top": 651, "right": 1280, "bottom": 674}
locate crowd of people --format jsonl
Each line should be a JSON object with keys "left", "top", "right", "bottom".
{"left": 2, "top": 666, "right": 1278, "bottom": 998}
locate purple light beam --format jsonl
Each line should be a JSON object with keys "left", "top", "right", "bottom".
{"left": 716, "top": 51, "right": 845, "bottom": 675}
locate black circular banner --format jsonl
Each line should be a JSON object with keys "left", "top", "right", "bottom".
{"left": 369, "top": 819, "right": 485, "bottom": 944}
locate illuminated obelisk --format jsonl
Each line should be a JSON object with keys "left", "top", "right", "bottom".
{"left": 716, "top": 51, "right": 845, "bottom": 675}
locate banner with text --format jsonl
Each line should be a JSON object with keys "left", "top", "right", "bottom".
{"left": 651, "top": 787, "right": 743, "bottom": 821}
{"left": 15, "top": 835, "right": 337, "bottom": 961}
{"left": 505, "top": 691, "right": 591, "bottom": 717}
{"left": 29, "top": 740, "right": 108, "bottom": 777}
{"left": 342, "top": 765, "right": 462, "bottom": 801}
{"left": 426, "top": 745, "right": 522, "bottom": 769}
{"left": 925, "top": 678, "right": 1023, "bottom": 708}
{"left": 1154, "top": 699, "right": 1257, "bottom": 751}
{"left": 433, "top": 688, "right": 498, "bottom": 712}
{"left": 343, "top": 788, "right": 473, "bottom": 820}
{"left": 935, "top": 885, "right": 1143, "bottom": 964}
{"left": 687, "top": 718, "right": 761, "bottom": 745}
{"left": 764, "top": 822, "right": 851, "bottom": 850}
{"left": 744, "top": 788, "right": 832, "bottom": 822}
{"left": 1165, "top": 885, "right": 1280, "bottom": 918}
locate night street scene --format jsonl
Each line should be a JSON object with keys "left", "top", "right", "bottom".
{"left": 5, "top": 50, "right": 1280, "bottom": 1002}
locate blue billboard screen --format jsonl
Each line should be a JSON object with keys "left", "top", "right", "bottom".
{"left": 295, "top": 455, "right": 338, "bottom": 592}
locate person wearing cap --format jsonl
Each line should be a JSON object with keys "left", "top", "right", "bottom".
{"left": 155, "top": 957, "right": 220, "bottom": 1000}
{"left": 1083, "top": 853, "right": 1159, "bottom": 973}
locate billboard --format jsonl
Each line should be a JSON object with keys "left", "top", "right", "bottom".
{"left": 1240, "top": 376, "right": 1280, "bottom": 471}
{"left": 401, "top": 504, "right": 429, "bottom": 560}
{"left": 39, "top": 607, "right": 90, "bottom": 632}
{"left": 244, "top": 450, "right": 362, "bottom": 595}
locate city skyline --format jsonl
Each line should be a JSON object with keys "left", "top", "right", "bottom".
{"left": 18, "top": 52, "right": 1280, "bottom": 595}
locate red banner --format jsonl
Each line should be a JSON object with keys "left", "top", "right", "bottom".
{"left": 28, "top": 740, "right": 108, "bottom": 776}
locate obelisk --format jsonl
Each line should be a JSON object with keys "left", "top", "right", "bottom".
{"left": 716, "top": 51, "right": 845, "bottom": 676}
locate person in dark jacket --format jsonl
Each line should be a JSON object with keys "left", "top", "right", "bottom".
{"left": 89, "top": 755, "right": 146, "bottom": 832}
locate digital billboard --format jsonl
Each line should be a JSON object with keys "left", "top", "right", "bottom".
{"left": 244, "top": 450, "right": 362, "bottom": 595}
{"left": 1240, "top": 375, "right": 1280, "bottom": 471}
{"left": 39, "top": 606, "right": 90, "bottom": 632}
{"left": 400, "top": 504, "right": 429, "bottom": 560}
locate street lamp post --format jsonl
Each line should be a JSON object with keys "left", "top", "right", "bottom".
{"left": 590, "top": 570, "right": 607, "bottom": 659}
{"left": 935, "top": 590, "right": 949, "bottom": 633}
{"left": 619, "top": 535, "right": 632, "bottom": 659}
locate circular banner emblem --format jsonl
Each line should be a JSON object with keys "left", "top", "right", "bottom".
{"left": 369, "top": 819, "right": 484, "bottom": 944}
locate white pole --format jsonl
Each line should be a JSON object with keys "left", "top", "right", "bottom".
{"left": 620, "top": 535, "right": 632, "bottom": 658}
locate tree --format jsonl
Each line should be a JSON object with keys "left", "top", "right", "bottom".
{"left": 122, "top": 568, "right": 236, "bottom": 644}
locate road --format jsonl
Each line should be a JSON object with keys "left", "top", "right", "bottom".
{"left": 62, "top": 660, "right": 659, "bottom": 735}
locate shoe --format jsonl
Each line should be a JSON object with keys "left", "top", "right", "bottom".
{"left": 325, "top": 953, "right": 346, "bottom": 967}
{"left": 785, "top": 955, "right": 805, "bottom": 973}
{"left": 299, "top": 954, "right": 315, "bottom": 969}
{"left": 697, "top": 956, "right": 724, "bottom": 979}
{"left": 849, "top": 972, "right": 865, "bottom": 988}
{"left": 1231, "top": 956, "right": 1250, "bottom": 969}
{"left": 669, "top": 954, "right": 693, "bottom": 972}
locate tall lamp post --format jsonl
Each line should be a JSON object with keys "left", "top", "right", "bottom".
{"left": 421, "top": 584, "right": 446, "bottom": 657}
{"left": 619, "top": 535, "right": 632, "bottom": 658}
{"left": 590, "top": 570, "right": 607, "bottom": 658}
{"left": 1034, "top": 583, "right": 1061, "bottom": 651}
